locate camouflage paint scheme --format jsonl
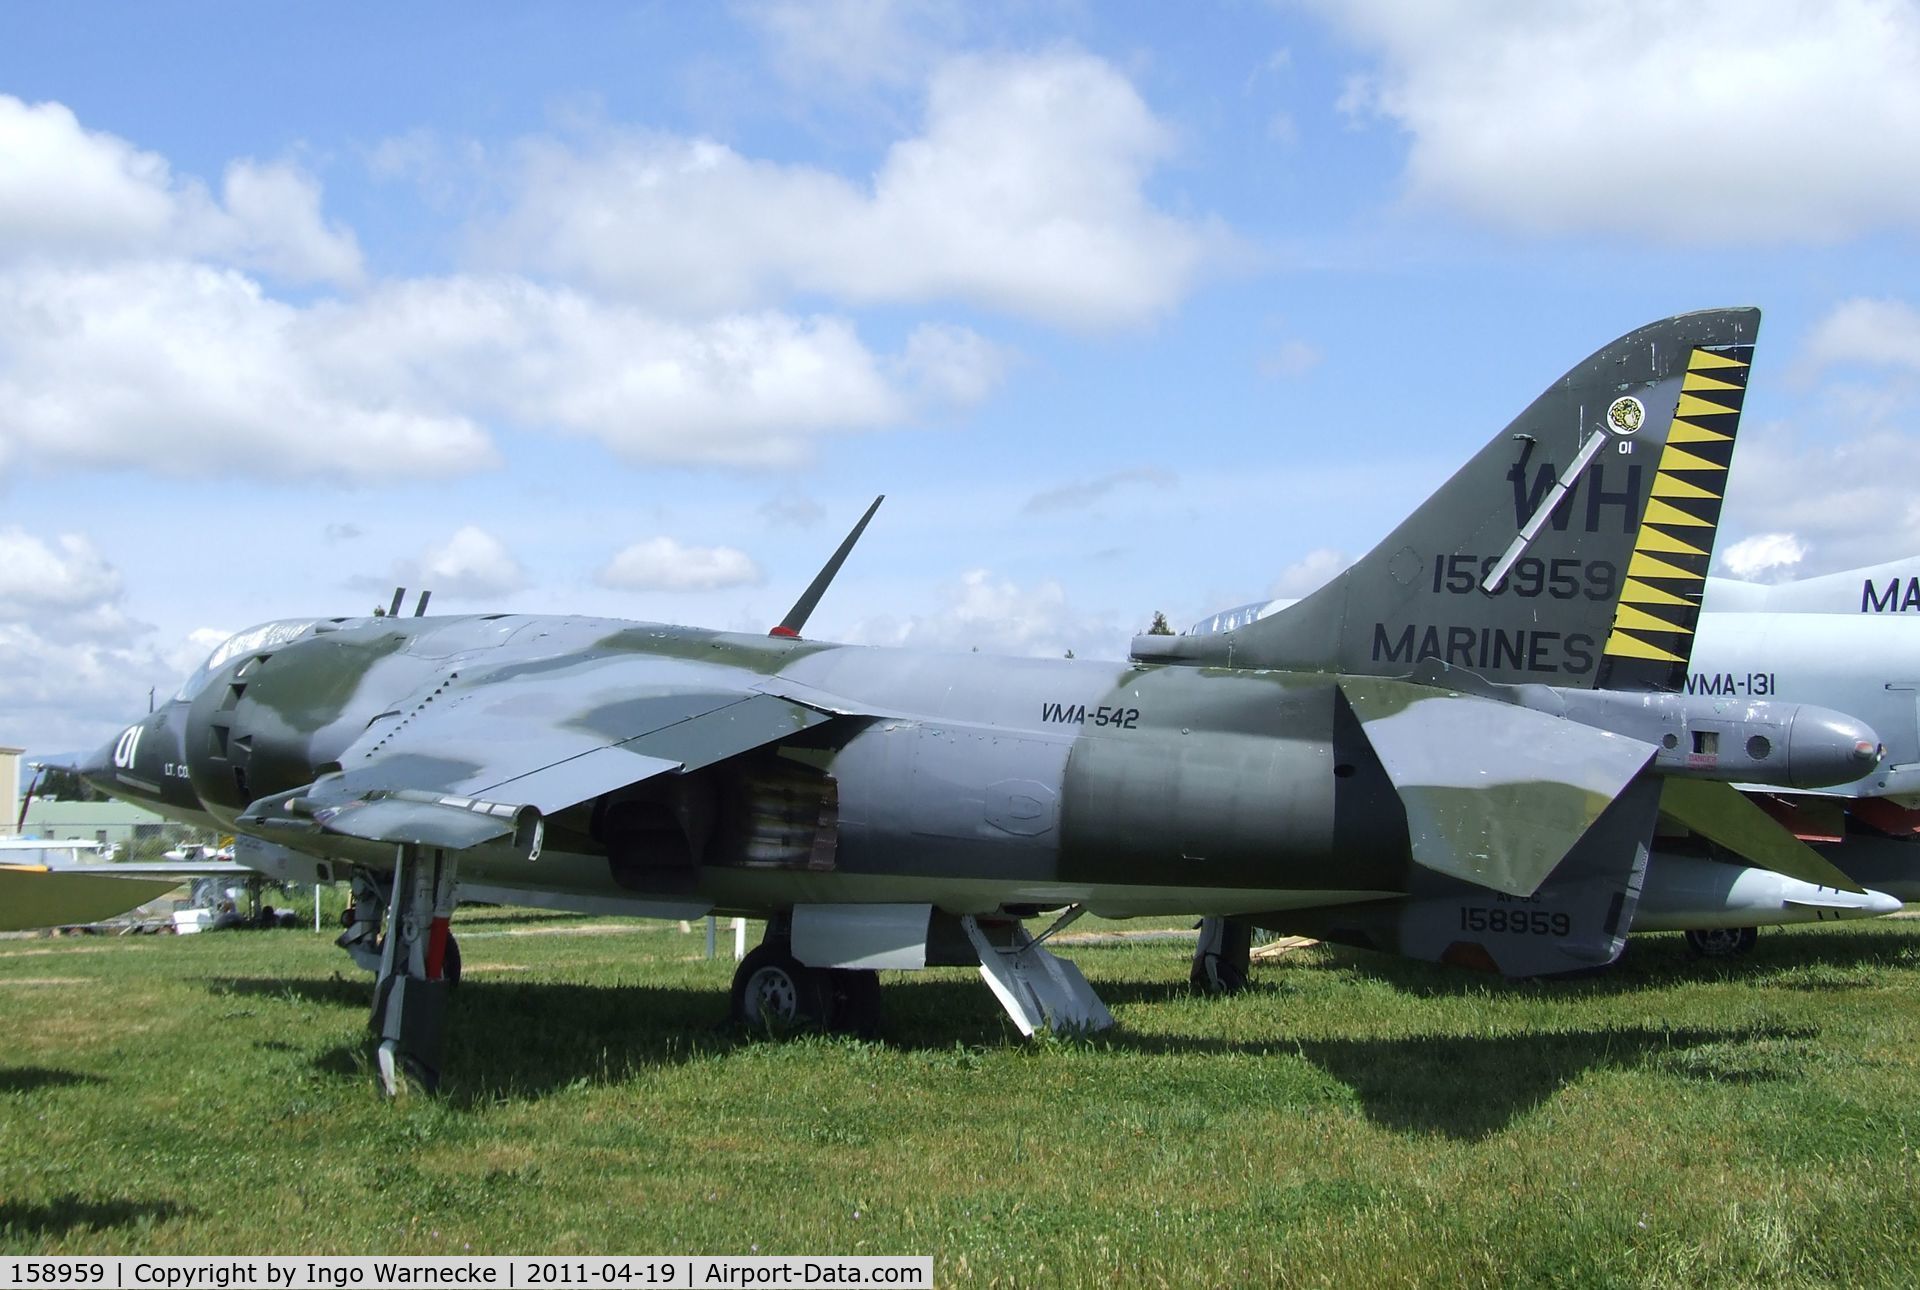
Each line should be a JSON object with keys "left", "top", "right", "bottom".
{"left": 76, "top": 307, "right": 1892, "bottom": 1087}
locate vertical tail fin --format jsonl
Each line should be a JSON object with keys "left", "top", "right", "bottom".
{"left": 1136, "top": 308, "right": 1760, "bottom": 690}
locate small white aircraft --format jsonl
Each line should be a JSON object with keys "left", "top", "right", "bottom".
{"left": 0, "top": 836, "right": 289, "bottom": 933}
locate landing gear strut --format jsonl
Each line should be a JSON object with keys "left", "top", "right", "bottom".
{"left": 367, "top": 845, "right": 461, "bottom": 1094}
{"left": 1191, "top": 917, "right": 1253, "bottom": 993}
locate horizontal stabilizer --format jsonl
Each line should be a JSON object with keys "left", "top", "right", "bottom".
{"left": 1657, "top": 777, "right": 1866, "bottom": 893}
{"left": 1342, "top": 678, "right": 1655, "bottom": 896}
{"left": 1260, "top": 775, "right": 1666, "bottom": 976}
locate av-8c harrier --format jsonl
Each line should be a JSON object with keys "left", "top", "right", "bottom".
{"left": 80, "top": 307, "right": 1885, "bottom": 1094}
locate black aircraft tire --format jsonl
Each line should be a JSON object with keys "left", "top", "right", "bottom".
{"left": 443, "top": 934, "right": 462, "bottom": 988}
{"left": 732, "top": 945, "right": 831, "bottom": 1030}
{"left": 1684, "top": 926, "right": 1759, "bottom": 958}
{"left": 828, "top": 969, "right": 883, "bottom": 1039}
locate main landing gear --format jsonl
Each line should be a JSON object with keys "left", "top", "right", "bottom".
{"left": 1684, "top": 925, "right": 1759, "bottom": 958}
{"left": 1191, "top": 916, "right": 1253, "bottom": 993}
{"left": 729, "top": 922, "right": 882, "bottom": 1038}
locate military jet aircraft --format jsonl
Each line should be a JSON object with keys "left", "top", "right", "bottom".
{"left": 78, "top": 306, "right": 1886, "bottom": 1094}
{"left": 1671, "top": 556, "right": 1920, "bottom": 948}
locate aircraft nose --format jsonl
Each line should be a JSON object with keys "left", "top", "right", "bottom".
{"left": 79, "top": 716, "right": 170, "bottom": 804}
{"left": 1785, "top": 707, "right": 1884, "bottom": 787}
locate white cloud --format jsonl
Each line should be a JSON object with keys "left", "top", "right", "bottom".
{"left": 1258, "top": 338, "right": 1323, "bottom": 379}
{"left": 0, "top": 527, "right": 143, "bottom": 647}
{"left": 896, "top": 323, "right": 1009, "bottom": 408}
{"left": 1270, "top": 547, "right": 1348, "bottom": 597}
{"left": 0, "top": 95, "right": 362, "bottom": 284}
{"left": 1709, "top": 296, "right": 1920, "bottom": 576}
{"left": 846, "top": 568, "right": 1123, "bottom": 657}
{"left": 0, "top": 619, "right": 235, "bottom": 756}
{"left": 1023, "top": 467, "right": 1176, "bottom": 515}
{"left": 173, "top": 627, "right": 234, "bottom": 677}
{"left": 0, "top": 97, "right": 993, "bottom": 483}
{"left": 0, "top": 264, "right": 986, "bottom": 478}
{"left": 1320, "top": 0, "right": 1920, "bottom": 241}
{"left": 0, "top": 528, "right": 122, "bottom": 617}
{"left": 1719, "top": 532, "right": 1808, "bottom": 582}
{"left": 1717, "top": 423, "right": 1920, "bottom": 576}
{"left": 0, "top": 261, "right": 496, "bottom": 480}
{"left": 303, "top": 278, "right": 975, "bottom": 468}
{"left": 741, "top": 0, "right": 964, "bottom": 90}
{"left": 1801, "top": 297, "right": 1920, "bottom": 373}
{"left": 0, "top": 623, "right": 154, "bottom": 753}
{"left": 397, "top": 526, "right": 528, "bottom": 600}
{"left": 760, "top": 490, "right": 827, "bottom": 528}
{"left": 0, "top": 528, "right": 194, "bottom": 753}
{"left": 215, "top": 160, "right": 365, "bottom": 286}
{"left": 479, "top": 52, "right": 1222, "bottom": 327}
{"left": 598, "top": 537, "right": 765, "bottom": 592}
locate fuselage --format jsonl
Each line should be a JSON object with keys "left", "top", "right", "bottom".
{"left": 85, "top": 613, "right": 1414, "bottom": 921}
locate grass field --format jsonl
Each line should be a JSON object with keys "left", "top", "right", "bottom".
{"left": 4, "top": 909, "right": 1920, "bottom": 1287}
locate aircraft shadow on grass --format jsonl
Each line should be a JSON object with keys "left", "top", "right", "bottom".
{"left": 209, "top": 973, "right": 1824, "bottom": 1136}
{"left": 0, "top": 1065, "right": 104, "bottom": 1095}
{"left": 1300, "top": 925, "right": 1919, "bottom": 1001}
{"left": 0, "top": 1194, "right": 189, "bottom": 1240}
{"left": 1285, "top": 1023, "right": 1819, "bottom": 1140}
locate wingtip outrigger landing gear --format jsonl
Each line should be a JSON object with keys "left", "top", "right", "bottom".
{"left": 963, "top": 909, "right": 1114, "bottom": 1036}
{"left": 367, "top": 845, "right": 461, "bottom": 1095}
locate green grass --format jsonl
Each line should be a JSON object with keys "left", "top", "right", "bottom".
{"left": 4, "top": 911, "right": 1920, "bottom": 1287}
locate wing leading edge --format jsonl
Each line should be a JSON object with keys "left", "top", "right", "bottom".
{"left": 238, "top": 669, "right": 839, "bottom": 852}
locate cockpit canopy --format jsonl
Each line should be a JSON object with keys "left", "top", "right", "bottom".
{"left": 171, "top": 619, "right": 327, "bottom": 703}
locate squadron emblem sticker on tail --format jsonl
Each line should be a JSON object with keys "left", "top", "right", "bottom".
{"left": 1608, "top": 396, "right": 1645, "bottom": 435}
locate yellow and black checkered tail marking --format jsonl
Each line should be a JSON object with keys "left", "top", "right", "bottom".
{"left": 1595, "top": 343, "right": 1752, "bottom": 691}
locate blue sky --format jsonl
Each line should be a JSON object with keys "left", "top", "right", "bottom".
{"left": 5, "top": 1, "right": 1920, "bottom": 755}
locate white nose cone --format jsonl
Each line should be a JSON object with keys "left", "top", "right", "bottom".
{"left": 1864, "top": 888, "right": 1905, "bottom": 917}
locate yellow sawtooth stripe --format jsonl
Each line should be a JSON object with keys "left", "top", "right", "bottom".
{"left": 1634, "top": 526, "right": 1709, "bottom": 557}
{"left": 1621, "top": 577, "right": 1697, "bottom": 607}
{"left": 1689, "top": 348, "right": 1748, "bottom": 370}
{"left": 1667, "top": 419, "right": 1733, "bottom": 444}
{"left": 1644, "top": 497, "right": 1713, "bottom": 527}
{"left": 1604, "top": 629, "right": 1688, "bottom": 662}
{"left": 1676, "top": 392, "right": 1739, "bottom": 419}
{"left": 1614, "top": 603, "right": 1693, "bottom": 636}
{"left": 1651, "top": 472, "right": 1721, "bottom": 500}
{"left": 1682, "top": 370, "right": 1744, "bottom": 392}
{"left": 1628, "top": 552, "right": 1703, "bottom": 582}
{"left": 1658, "top": 444, "right": 1727, "bottom": 473}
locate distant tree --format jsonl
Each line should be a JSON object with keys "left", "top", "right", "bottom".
{"left": 1147, "top": 611, "right": 1174, "bottom": 635}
